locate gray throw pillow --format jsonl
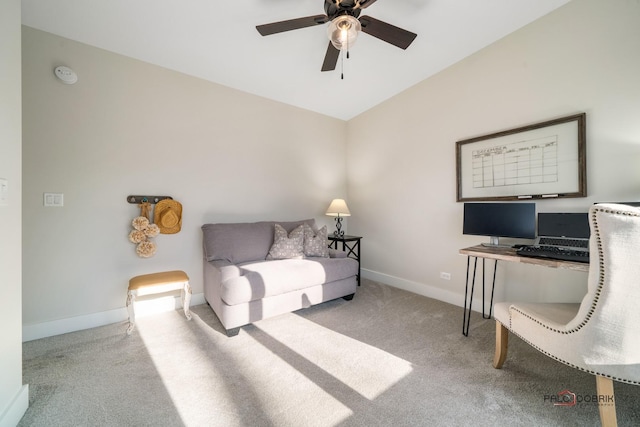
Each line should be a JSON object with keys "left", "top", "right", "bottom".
{"left": 303, "top": 224, "right": 329, "bottom": 258}
{"left": 267, "top": 224, "right": 304, "bottom": 260}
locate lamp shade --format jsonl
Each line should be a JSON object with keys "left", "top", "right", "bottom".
{"left": 326, "top": 199, "right": 351, "bottom": 217}
{"left": 327, "top": 15, "right": 361, "bottom": 51}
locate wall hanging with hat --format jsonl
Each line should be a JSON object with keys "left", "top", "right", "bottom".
{"left": 126, "top": 195, "right": 182, "bottom": 258}
{"left": 154, "top": 198, "right": 183, "bottom": 234}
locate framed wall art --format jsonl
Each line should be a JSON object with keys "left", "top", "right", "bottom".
{"left": 456, "top": 113, "right": 586, "bottom": 202}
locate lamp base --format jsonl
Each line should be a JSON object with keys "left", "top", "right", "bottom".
{"left": 333, "top": 217, "right": 345, "bottom": 237}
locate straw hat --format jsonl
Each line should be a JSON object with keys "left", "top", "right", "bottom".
{"left": 154, "top": 199, "right": 182, "bottom": 234}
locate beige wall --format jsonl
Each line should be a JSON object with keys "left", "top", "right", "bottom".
{"left": 21, "top": 0, "right": 640, "bottom": 339}
{"left": 0, "top": 0, "right": 28, "bottom": 424}
{"left": 347, "top": 0, "right": 640, "bottom": 307}
{"left": 22, "top": 27, "right": 348, "bottom": 336}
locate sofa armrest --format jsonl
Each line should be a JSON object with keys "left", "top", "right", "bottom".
{"left": 329, "top": 248, "right": 348, "bottom": 258}
{"left": 206, "top": 257, "right": 244, "bottom": 284}
{"left": 203, "top": 259, "right": 242, "bottom": 303}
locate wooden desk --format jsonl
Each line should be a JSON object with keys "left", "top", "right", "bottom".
{"left": 460, "top": 245, "right": 588, "bottom": 336}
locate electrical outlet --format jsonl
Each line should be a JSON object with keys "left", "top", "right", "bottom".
{"left": 440, "top": 272, "right": 451, "bottom": 280}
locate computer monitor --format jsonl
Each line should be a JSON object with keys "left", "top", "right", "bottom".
{"left": 463, "top": 202, "right": 536, "bottom": 247}
{"left": 538, "top": 213, "right": 590, "bottom": 239}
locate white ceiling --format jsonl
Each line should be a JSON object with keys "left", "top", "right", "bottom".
{"left": 21, "top": 0, "right": 570, "bottom": 120}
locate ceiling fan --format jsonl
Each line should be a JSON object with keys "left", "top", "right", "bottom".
{"left": 256, "top": 0, "right": 417, "bottom": 73}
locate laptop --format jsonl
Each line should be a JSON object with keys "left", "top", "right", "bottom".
{"left": 534, "top": 213, "right": 590, "bottom": 251}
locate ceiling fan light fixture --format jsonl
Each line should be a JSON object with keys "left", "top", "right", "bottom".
{"left": 327, "top": 15, "right": 361, "bottom": 51}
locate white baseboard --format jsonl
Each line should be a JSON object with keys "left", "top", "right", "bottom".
{"left": 0, "top": 384, "right": 28, "bottom": 427}
{"left": 23, "top": 273, "right": 484, "bottom": 342}
{"left": 362, "top": 268, "right": 486, "bottom": 313}
{"left": 23, "top": 293, "right": 206, "bottom": 342}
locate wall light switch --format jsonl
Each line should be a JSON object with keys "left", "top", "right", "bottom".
{"left": 0, "top": 178, "right": 8, "bottom": 206}
{"left": 44, "top": 193, "right": 64, "bottom": 207}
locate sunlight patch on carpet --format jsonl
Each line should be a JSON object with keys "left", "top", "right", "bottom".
{"left": 136, "top": 310, "right": 353, "bottom": 426}
{"left": 254, "top": 314, "right": 414, "bottom": 401}
{"left": 132, "top": 307, "right": 413, "bottom": 426}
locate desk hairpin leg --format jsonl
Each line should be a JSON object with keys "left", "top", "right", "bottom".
{"left": 463, "top": 256, "right": 498, "bottom": 336}
{"left": 482, "top": 259, "right": 498, "bottom": 320}
{"left": 462, "top": 256, "right": 478, "bottom": 336}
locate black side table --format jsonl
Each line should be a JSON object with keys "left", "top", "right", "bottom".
{"left": 327, "top": 235, "right": 362, "bottom": 286}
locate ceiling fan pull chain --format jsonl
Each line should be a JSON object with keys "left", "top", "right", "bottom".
{"left": 346, "top": 34, "right": 350, "bottom": 59}
{"left": 341, "top": 35, "right": 351, "bottom": 79}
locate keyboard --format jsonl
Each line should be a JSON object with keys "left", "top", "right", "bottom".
{"left": 538, "top": 237, "right": 589, "bottom": 248}
{"left": 516, "top": 245, "right": 590, "bottom": 263}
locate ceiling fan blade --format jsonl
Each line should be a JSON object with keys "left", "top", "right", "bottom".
{"left": 358, "top": 0, "right": 378, "bottom": 9}
{"left": 256, "top": 15, "right": 328, "bottom": 36}
{"left": 359, "top": 16, "right": 417, "bottom": 49}
{"left": 321, "top": 42, "right": 340, "bottom": 72}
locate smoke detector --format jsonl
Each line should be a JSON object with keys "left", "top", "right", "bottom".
{"left": 54, "top": 66, "right": 78, "bottom": 84}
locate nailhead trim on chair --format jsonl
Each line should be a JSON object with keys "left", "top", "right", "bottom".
{"left": 503, "top": 205, "right": 640, "bottom": 386}
{"left": 503, "top": 327, "right": 639, "bottom": 385}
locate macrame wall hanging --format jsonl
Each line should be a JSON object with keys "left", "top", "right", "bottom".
{"left": 128, "top": 201, "right": 160, "bottom": 258}
{"left": 126, "top": 195, "right": 182, "bottom": 258}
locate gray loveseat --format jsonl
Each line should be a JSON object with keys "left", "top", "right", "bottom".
{"left": 202, "top": 219, "right": 359, "bottom": 336}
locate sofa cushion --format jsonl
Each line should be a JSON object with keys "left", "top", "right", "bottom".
{"left": 267, "top": 224, "right": 304, "bottom": 260}
{"left": 202, "top": 219, "right": 316, "bottom": 264}
{"left": 303, "top": 224, "right": 329, "bottom": 258}
{"left": 220, "top": 257, "right": 359, "bottom": 305}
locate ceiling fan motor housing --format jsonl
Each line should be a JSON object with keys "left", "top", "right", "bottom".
{"left": 325, "top": 0, "right": 362, "bottom": 20}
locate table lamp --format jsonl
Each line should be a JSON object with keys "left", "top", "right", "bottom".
{"left": 325, "top": 198, "right": 351, "bottom": 237}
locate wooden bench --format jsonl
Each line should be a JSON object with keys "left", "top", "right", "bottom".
{"left": 126, "top": 270, "right": 192, "bottom": 334}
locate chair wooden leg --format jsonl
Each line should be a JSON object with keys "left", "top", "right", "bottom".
{"left": 596, "top": 375, "right": 617, "bottom": 427}
{"left": 493, "top": 321, "right": 508, "bottom": 369}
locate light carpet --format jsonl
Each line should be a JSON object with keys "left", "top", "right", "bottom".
{"left": 20, "top": 279, "right": 640, "bottom": 426}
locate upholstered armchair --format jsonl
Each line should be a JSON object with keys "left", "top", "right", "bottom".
{"left": 493, "top": 203, "right": 640, "bottom": 427}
